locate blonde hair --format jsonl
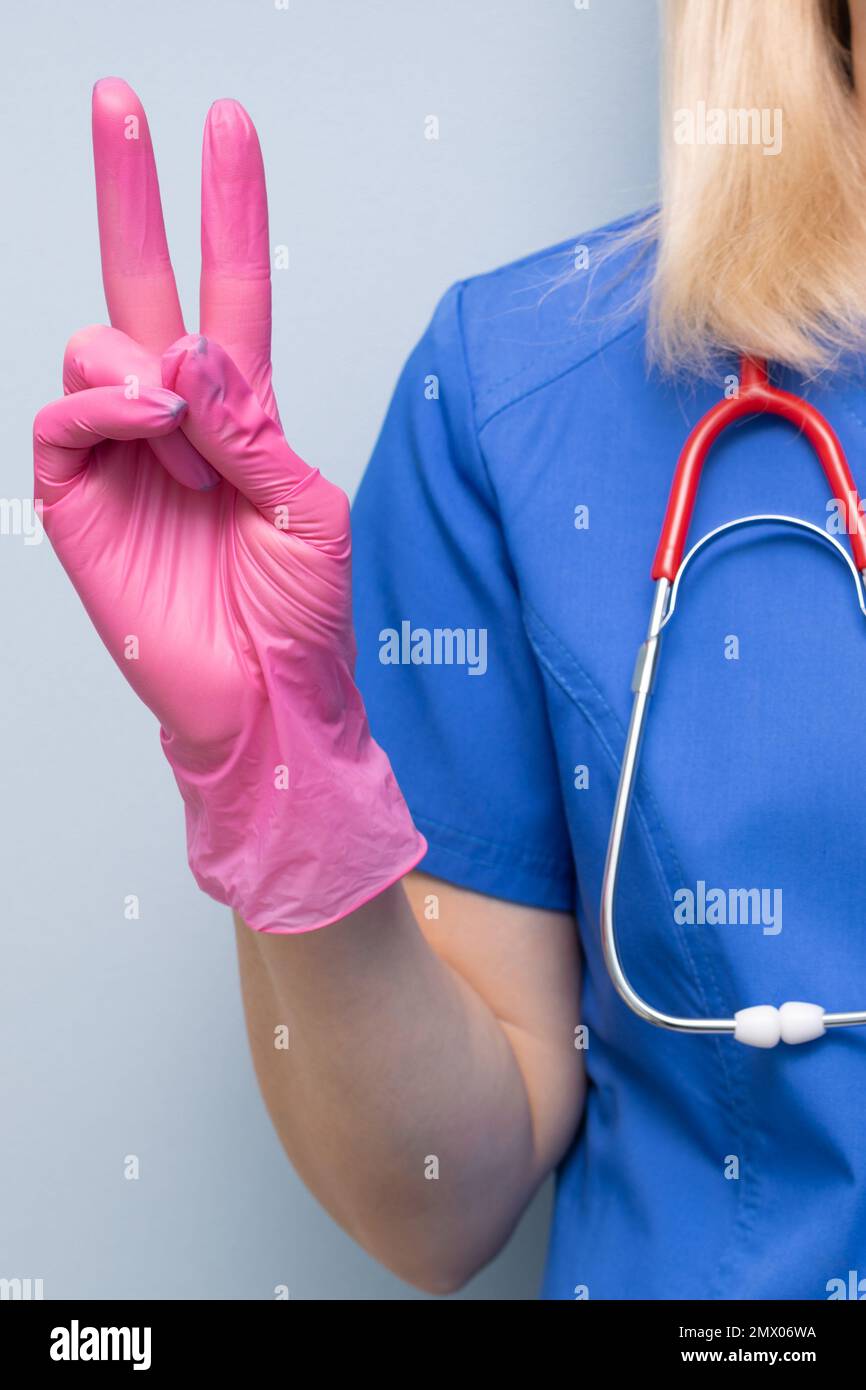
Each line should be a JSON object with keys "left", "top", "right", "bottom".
{"left": 645, "top": 0, "right": 866, "bottom": 376}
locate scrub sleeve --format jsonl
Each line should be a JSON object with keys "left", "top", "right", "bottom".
{"left": 352, "top": 283, "right": 575, "bottom": 913}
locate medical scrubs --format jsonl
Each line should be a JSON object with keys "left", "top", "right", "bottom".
{"left": 351, "top": 213, "right": 866, "bottom": 1300}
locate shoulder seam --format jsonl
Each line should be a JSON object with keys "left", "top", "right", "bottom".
{"left": 452, "top": 278, "right": 501, "bottom": 504}
{"left": 476, "top": 317, "right": 643, "bottom": 435}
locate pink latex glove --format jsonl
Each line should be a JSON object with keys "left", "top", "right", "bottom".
{"left": 33, "top": 78, "right": 426, "bottom": 931}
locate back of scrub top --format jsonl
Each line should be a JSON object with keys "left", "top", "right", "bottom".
{"left": 352, "top": 213, "right": 866, "bottom": 1300}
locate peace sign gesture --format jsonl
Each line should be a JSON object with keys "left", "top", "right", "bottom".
{"left": 33, "top": 79, "right": 424, "bottom": 932}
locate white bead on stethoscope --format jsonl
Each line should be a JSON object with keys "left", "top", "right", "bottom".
{"left": 600, "top": 358, "right": 866, "bottom": 1047}
{"left": 733, "top": 1003, "right": 826, "bottom": 1049}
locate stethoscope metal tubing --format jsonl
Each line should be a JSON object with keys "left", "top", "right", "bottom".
{"left": 600, "top": 513, "right": 866, "bottom": 1036}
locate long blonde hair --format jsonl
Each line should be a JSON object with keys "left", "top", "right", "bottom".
{"left": 647, "top": 0, "right": 866, "bottom": 376}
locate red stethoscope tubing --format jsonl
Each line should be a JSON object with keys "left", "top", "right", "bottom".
{"left": 651, "top": 357, "right": 866, "bottom": 582}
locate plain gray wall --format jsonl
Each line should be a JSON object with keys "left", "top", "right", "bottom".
{"left": 0, "top": 0, "right": 658, "bottom": 1299}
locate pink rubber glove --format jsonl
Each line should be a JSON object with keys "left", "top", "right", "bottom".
{"left": 33, "top": 78, "right": 426, "bottom": 931}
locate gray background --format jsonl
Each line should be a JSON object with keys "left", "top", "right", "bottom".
{"left": 0, "top": 0, "right": 658, "bottom": 1299}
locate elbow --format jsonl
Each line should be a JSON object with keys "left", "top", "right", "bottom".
{"left": 391, "top": 1255, "right": 483, "bottom": 1298}
{"left": 340, "top": 1173, "right": 536, "bottom": 1295}
{"left": 359, "top": 1223, "right": 503, "bottom": 1297}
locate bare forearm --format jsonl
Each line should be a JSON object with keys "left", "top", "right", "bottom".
{"left": 234, "top": 883, "right": 546, "bottom": 1293}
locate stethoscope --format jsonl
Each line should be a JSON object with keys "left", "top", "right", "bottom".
{"left": 600, "top": 357, "right": 866, "bottom": 1048}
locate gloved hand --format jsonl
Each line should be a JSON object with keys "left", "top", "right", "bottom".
{"left": 33, "top": 78, "right": 426, "bottom": 931}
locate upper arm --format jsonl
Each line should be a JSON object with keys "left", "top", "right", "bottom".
{"left": 402, "top": 870, "right": 584, "bottom": 1174}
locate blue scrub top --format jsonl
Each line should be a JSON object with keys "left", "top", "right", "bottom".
{"left": 351, "top": 213, "right": 866, "bottom": 1300}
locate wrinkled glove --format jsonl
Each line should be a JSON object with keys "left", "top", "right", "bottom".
{"left": 33, "top": 78, "right": 425, "bottom": 931}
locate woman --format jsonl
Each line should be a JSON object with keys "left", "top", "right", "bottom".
{"left": 33, "top": 0, "right": 866, "bottom": 1299}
